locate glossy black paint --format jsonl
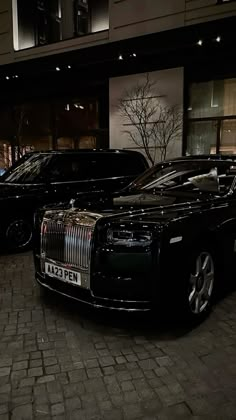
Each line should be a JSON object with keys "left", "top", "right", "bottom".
{"left": 34, "top": 155, "right": 236, "bottom": 315}
{"left": 0, "top": 149, "right": 148, "bottom": 251}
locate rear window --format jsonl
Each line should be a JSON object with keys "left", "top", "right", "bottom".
{"left": 48, "top": 153, "right": 147, "bottom": 182}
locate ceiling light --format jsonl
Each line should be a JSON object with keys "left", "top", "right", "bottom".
{"left": 216, "top": 36, "right": 221, "bottom": 42}
{"left": 56, "top": 67, "right": 60, "bottom": 71}
{"left": 6, "top": 76, "right": 10, "bottom": 80}
{"left": 15, "top": 74, "right": 19, "bottom": 78}
{"left": 132, "top": 53, "right": 137, "bottom": 57}
{"left": 118, "top": 54, "right": 123, "bottom": 60}
{"left": 197, "top": 39, "right": 203, "bottom": 46}
{"left": 67, "top": 65, "right": 71, "bottom": 69}
{"left": 65, "top": 104, "right": 70, "bottom": 111}
{"left": 79, "top": 105, "right": 84, "bottom": 110}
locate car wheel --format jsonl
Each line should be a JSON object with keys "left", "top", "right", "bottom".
{"left": 184, "top": 250, "right": 215, "bottom": 322}
{"left": 5, "top": 219, "right": 33, "bottom": 251}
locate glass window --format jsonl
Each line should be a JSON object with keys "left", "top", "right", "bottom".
{"left": 186, "top": 78, "right": 236, "bottom": 156}
{"left": 92, "top": 154, "right": 147, "bottom": 178}
{"left": 188, "top": 78, "right": 236, "bottom": 119}
{"left": 186, "top": 121, "right": 217, "bottom": 155}
{"left": 15, "top": 0, "right": 109, "bottom": 50}
{"left": 219, "top": 120, "right": 236, "bottom": 155}
{"left": 1, "top": 154, "right": 52, "bottom": 184}
{"left": 132, "top": 160, "right": 236, "bottom": 196}
{"left": 48, "top": 153, "right": 147, "bottom": 182}
{"left": 73, "top": 0, "right": 90, "bottom": 36}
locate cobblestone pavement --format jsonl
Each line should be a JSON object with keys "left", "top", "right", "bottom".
{"left": 1, "top": 253, "right": 236, "bottom": 420}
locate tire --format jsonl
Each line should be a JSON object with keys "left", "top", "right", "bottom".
{"left": 180, "top": 248, "right": 216, "bottom": 323}
{"left": 5, "top": 218, "right": 33, "bottom": 251}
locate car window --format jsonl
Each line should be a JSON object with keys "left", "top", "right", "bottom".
{"left": 1, "top": 154, "right": 52, "bottom": 184}
{"left": 48, "top": 153, "right": 146, "bottom": 182}
{"left": 90, "top": 154, "right": 147, "bottom": 178}
{"left": 132, "top": 161, "right": 236, "bottom": 195}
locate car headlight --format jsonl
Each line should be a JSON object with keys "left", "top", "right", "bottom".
{"left": 107, "top": 228, "right": 152, "bottom": 246}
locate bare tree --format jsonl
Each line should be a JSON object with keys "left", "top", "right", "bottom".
{"left": 118, "top": 73, "right": 182, "bottom": 165}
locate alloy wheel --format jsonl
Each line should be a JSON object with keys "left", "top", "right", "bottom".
{"left": 6, "top": 219, "right": 32, "bottom": 249}
{"left": 188, "top": 252, "right": 214, "bottom": 315}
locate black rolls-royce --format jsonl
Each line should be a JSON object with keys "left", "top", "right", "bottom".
{"left": 34, "top": 155, "right": 236, "bottom": 321}
{"left": 0, "top": 149, "right": 148, "bottom": 251}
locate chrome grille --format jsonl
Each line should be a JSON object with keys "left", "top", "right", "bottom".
{"left": 41, "top": 218, "right": 94, "bottom": 272}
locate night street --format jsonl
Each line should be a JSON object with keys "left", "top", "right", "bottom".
{"left": 1, "top": 253, "right": 236, "bottom": 419}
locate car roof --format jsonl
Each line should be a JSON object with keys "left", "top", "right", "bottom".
{"left": 172, "top": 154, "right": 236, "bottom": 162}
{"left": 24, "top": 149, "right": 145, "bottom": 157}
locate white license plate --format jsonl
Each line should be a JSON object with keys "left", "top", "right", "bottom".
{"left": 45, "top": 262, "right": 81, "bottom": 286}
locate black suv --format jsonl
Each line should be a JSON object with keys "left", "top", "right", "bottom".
{"left": 0, "top": 149, "right": 148, "bottom": 251}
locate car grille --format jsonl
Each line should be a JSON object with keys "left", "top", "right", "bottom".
{"left": 40, "top": 210, "right": 101, "bottom": 272}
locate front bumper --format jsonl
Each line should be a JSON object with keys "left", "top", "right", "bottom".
{"left": 36, "top": 271, "right": 152, "bottom": 312}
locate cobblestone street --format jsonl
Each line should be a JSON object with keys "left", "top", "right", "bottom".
{"left": 1, "top": 253, "right": 236, "bottom": 419}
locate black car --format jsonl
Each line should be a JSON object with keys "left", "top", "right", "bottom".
{"left": 34, "top": 155, "right": 236, "bottom": 321}
{"left": 0, "top": 149, "right": 148, "bottom": 250}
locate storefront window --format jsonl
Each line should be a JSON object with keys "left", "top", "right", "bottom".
{"left": 219, "top": 119, "right": 236, "bottom": 154}
{"left": 187, "top": 121, "right": 217, "bottom": 155}
{"left": 186, "top": 78, "right": 236, "bottom": 155}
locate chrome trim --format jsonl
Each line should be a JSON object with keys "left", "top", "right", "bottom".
{"left": 90, "top": 290, "right": 150, "bottom": 304}
{"left": 40, "top": 210, "right": 103, "bottom": 289}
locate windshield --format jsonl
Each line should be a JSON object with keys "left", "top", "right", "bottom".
{"left": 1, "top": 154, "right": 52, "bottom": 184}
{"left": 130, "top": 160, "right": 236, "bottom": 196}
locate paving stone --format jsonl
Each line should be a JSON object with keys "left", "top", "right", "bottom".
{"left": 11, "top": 403, "right": 33, "bottom": 420}
{"left": 51, "top": 403, "right": 65, "bottom": 416}
{"left": 68, "top": 369, "right": 87, "bottom": 383}
{"left": 65, "top": 396, "right": 81, "bottom": 411}
{"left": 30, "top": 352, "right": 41, "bottom": 360}
{"left": 3, "top": 252, "right": 236, "bottom": 419}
{"left": 49, "top": 392, "right": 64, "bottom": 404}
{"left": 29, "top": 359, "right": 42, "bottom": 368}
{"left": 0, "top": 385, "right": 10, "bottom": 395}
{"left": 0, "top": 360, "right": 12, "bottom": 368}
{"left": 45, "top": 364, "right": 60, "bottom": 375}
{"left": 12, "top": 361, "right": 28, "bottom": 371}
{"left": 28, "top": 367, "right": 43, "bottom": 377}
{"left": 0, "top": 370, "right": 10, "bottom": 378}
{"left": 0, "top": 406, "right": 8, "bottom": 415}
{"left": 37, "top": 375, "right": 55, "bottom": 384}
{"left": 122, "top": 402, "right": 143, "bottom": 419}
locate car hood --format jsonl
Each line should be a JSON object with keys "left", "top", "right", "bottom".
{"left": 55, "top": 190, "right": 215, "bottom": 224}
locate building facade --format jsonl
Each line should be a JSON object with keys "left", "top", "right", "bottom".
{"left": 0, "top": 0, "right": 236, "bottom": 168}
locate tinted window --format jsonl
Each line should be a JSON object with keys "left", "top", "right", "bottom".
{"left": 47, "top": 153, "right": 146, "bottom": 182}
{"left": 131, "top": 160, "right": 236, "bottom": 195}
{"left": 94, "top": 154, "right": 147, "bottom": 178}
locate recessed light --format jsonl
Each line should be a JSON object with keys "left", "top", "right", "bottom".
{"left": 118, "top": 54, "right": 123, "bottom": 60}
{"left": 216, "top": 36, "right": 221, "bottom": 42}
{"left": 6, "top": 76, "right": 10, "bottom": 80}
{"left": 197, "top": 39, "right": 203, "bottom": 46}
{"left": 67, "top": 65, "right": 71, "bottom": 69}
{"left": 56, "top": 67, "right": 60, "bottom": 71}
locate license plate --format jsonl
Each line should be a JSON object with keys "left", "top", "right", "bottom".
{"left": 45, "top": 262, "right": 81, "bottom": 286}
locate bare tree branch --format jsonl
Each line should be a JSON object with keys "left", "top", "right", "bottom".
{"left": 118, "top": 73, "right": 182, "bottom": 165}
